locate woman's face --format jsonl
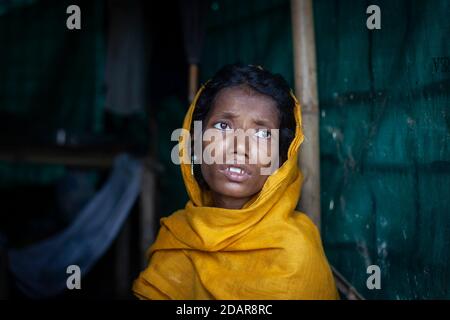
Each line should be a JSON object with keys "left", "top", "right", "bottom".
{"left": 200, "top": 85, "right": 280, "bottom": 209}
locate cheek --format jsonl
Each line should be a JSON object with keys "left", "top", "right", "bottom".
{"left": 253, "top": 173, "right": 270, "bottom": 187}
{"left": 202, "top": 134, "right": 228, "bottom": 164}
{"left": 199, "top": 138, "right": 225, "bottom": 187}
{"left": 249, "top": 138, "right": 279, "bottom": 169}
{"left": 199, "top": 162, "right": 212, "bottom": 185}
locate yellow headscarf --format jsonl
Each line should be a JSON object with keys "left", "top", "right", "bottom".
{"left": 132, "top": 85, "right": 339, "bottom": 299}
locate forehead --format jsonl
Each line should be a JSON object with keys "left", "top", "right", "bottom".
{"left": 209, "top": 85, "right": 280, "bottom": 122}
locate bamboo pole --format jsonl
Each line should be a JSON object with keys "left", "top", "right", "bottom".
{"left": 290, "top": 0, "right": 364, "bottom": 300}
{"left": 0, "top": 248, "right": 8, "bottom": 299}
{"left": 115, "top": 219, "right": 131, "bottom": 298}
{"left": 291, "top": 0, "right": 321, "bottom": 230}
{"left": 139, "top": 159, "right": 157, "bottom": 269}
{"left": 188, "top": 63, "right": 199, "bottom": 103}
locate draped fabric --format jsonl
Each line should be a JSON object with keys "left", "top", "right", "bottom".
{"left": 7, "top": 154, "right": 142, "bottom": 298}
{"left": 133, "top": 86, "right": 338, "bottom": 299}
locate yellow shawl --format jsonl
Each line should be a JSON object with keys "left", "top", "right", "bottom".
{"left": 133, "top": 86, "right": 339, "bottom": 300}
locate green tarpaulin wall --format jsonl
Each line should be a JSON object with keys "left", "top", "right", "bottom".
{"left": 0, "top": 0, "right": 105, "bottom": 186}
{"left": 198, "top": 0, "right": 450, "bottom": 299}
{"left": 0, "top": 0, "right": 105, "bottom": 133}
{"left": 315, "top": 0, "right": 450, "bottom": 299}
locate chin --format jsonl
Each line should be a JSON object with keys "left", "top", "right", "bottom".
{"left": 214, "top": 183, "right": 254, "bottom": 199}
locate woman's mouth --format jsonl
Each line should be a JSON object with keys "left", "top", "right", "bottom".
{"left": 219, "top": 165, "right": 251, "bottom": 183}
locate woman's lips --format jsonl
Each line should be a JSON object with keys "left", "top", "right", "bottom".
{"left": 218, "top": 165, "right": 252, "bottom": 183}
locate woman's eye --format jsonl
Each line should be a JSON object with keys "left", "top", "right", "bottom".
{"left": 255, "top": 129, "right": 271, "bottom": 139}
{"left": 213, "top": 122, "right": 232, "bottom": 130}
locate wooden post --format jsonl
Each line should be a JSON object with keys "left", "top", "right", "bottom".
{"left": 115, "top": 219, "right": 131, "bottom": 299}
{"left": 0, "top": 247, "right": 8, "bottom": 299}
{"left": 139, "top": 159, "right": 157, "bottom": 269}
{"left": 188, "top": 63, "right": 199, "bottom": 103}
{"left": 291, "top": 0, "right": 321, "bottom": 229}
{"left": 291, "top": 1, "right": 364, "bottom": 300}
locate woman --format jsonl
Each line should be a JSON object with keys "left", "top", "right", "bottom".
{"left": 133, "top": 64, "right": 339, "bottom": 299}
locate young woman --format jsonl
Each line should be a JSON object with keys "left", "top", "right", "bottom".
{"left": 133, "top": 64, "right": 338, "bottom": 299}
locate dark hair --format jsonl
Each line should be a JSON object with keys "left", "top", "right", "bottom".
{"left": 191, "top": 63, "right": 296, "bottom": 189}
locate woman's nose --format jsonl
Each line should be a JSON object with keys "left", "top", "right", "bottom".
{"left": 230, "top": 129, "right": 249, "bottom": 161}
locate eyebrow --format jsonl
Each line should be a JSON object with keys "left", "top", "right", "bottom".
{"left": 214, "top": 111, "right": 239, "bottom": 119}
{"left": 253, "top": 118, "right": 276, "bottom": 127}
{"left": 212, "top": 111, "right": 277, "bottom": 128}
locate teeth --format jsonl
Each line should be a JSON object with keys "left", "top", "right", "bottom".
{"left": 228, "top": 167, "right": 243, "bottom": 174}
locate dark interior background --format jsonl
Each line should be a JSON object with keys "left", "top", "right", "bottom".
{"left": 0, "top": 0, "right": 449, "bottom": 300}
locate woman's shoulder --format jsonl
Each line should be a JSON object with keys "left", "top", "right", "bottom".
{"left": 289, "top": 211, "right": 324, "bottom": 249}
{"left": 282, "top": 211, "right": 333, "bottom": 278}
{"left": 285, "top": 211, "right": 339, "bottom": 299}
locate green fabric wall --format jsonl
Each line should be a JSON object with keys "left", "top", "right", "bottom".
{"left": 315, "top": 0, "right": 450, "bottom": 299}
{"left": 201, "top": 0, "right": 294, "bottom": 84}
{"left": 199, "top": 0, "right": 450, "bottom": 299}
{"left": 0, "top": 0, "right": 105, "bottom": 186}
